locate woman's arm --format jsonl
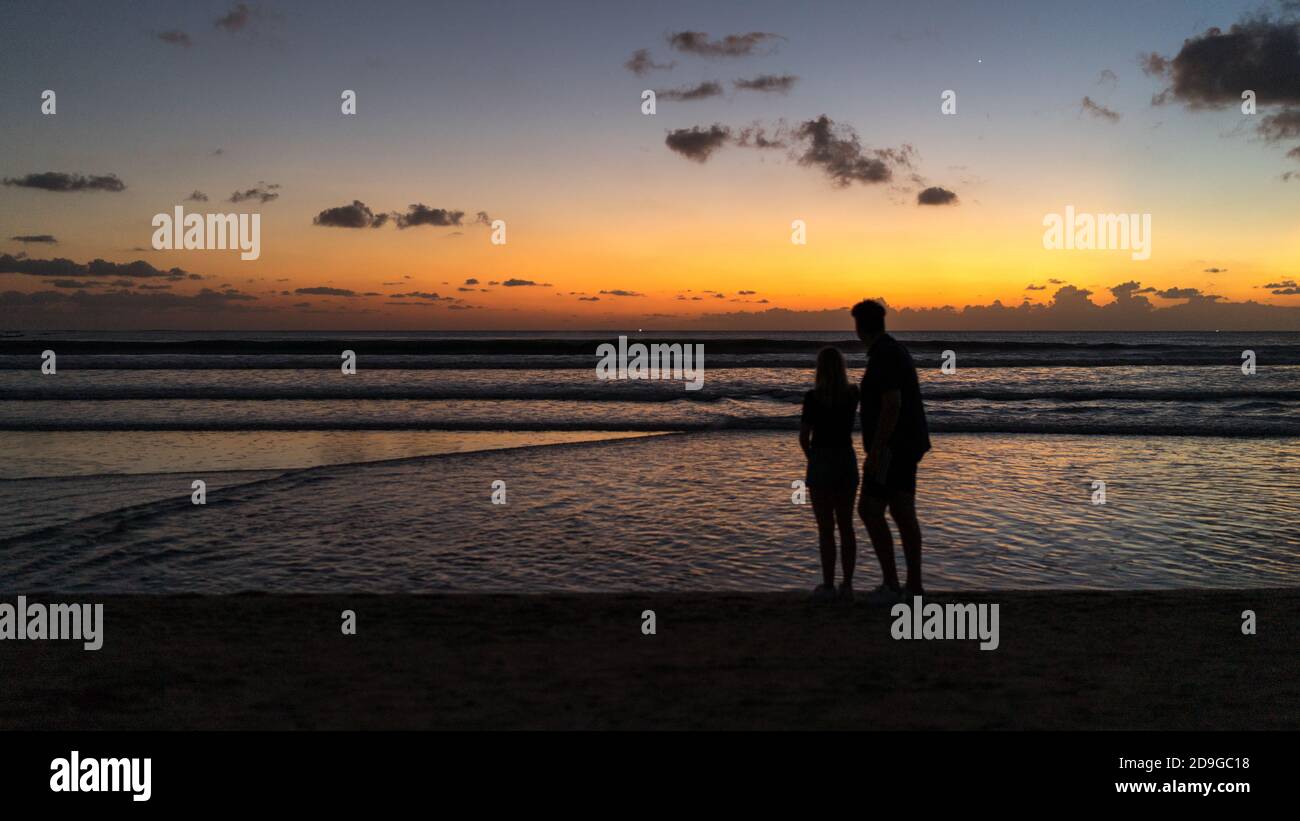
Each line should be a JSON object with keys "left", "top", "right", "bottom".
{"left": 799, "top": 421, "right": 813, "bottom": 459}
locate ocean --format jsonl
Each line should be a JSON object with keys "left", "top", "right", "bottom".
{"left": 1, "top": 330, "right": 1297, "bottom": 592}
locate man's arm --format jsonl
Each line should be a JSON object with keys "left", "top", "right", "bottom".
{"left": 869, "top": 389, "right": 902, "bottom": 459}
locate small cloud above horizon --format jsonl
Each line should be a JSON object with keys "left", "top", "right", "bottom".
{"left": 655, "top": 81, "right": 724, "bottom": 102}
{"left": 625, "top": 48, "right": 675, "bottom": 75}
{"left": 1081, "top": 96, "right": 1121, "bottom": 122}
{"left": 667, "top": 31, "right": 784, "bottom": 58}
{"left": 733, "top": 74, "right": 798, "bottom": 94}
{"left": 3, "top": 172, "right": 126, "bottom": 193}
{"left": 229, "top": 182, "right": 280, "bottom": 204}
{"left": 313, "top": 200, "right": 389, "bottom": 229}
{"left": 917, "top": 186, "right": 958, "bottom": 205}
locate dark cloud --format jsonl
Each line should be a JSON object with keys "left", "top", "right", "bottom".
{"left": 229, "top": 182, "right": 280, "bottom": 204}
{"left": 734, "top": 123, "right": 788, "bottom": 149}
{"left": 1204, "top": 267, "right": 1228, "bottom": 273}
{"left": 389, "top": 291, "right": 452, "bottom": 301}
{"left": 1143, "top": 15, "right": 1300, "bottom": 108}
{"left": 579, "top": 296, "right": 600, "bottom": 302}
{"left": 667, "top": 31, "right": 783, "bottom": 57}
{"left": 599, "top": 289, "right": 645, "bottom": 297}
{"left": 503, "top": 278, "right": 551, "bottom": 287}
{"left": 10, "top": 235, "right": 57, "bottom": 244}
{"left": 0, "top": 287, "right": 266, "bottom": 328}
{"left": 393, "top": 204, "right": 464, "bottom": 229}
{"left": 1097, "top": 69, "right": 1119, "bottom": 87}
{"left": 473, "top": 211, "right": 493, "bottom": 226}
{"left": 1154, "top": 287, "right": 1203, "bottom": 299}
{"left": 665, "top": 116, "right": 920, "bottom": 183}
{"left": 733, "top": 74, "right": 798, "bottom": 94}
{"left": 1025, "top": 284, "right": 1046, "bottom": 290}
{"left": 3, "top": 172, "right": 125, "bottom": 193}
{"left": 186, "top": 190, "right": 209, "bottom": 202}
{"left": 656, "top": 81, "right": 724, "bottom": 102}
{"left": 214, "top": 2, "right": 252, "bottom": 32}
{"left": 676, "top": 284, "right": 1300, "bottom": 331}
{"left": 465, "top": 278, "right": 479, "bottom": 285}
{"left": 1259, "top": 108, "right": 1300, "bottom": 141}
{"left": 43, "top": 279, "right": 103, "bottom": 289}
{"left": 1141, "top": 12, "right": 1300, "bottom": 167}
{"left": 295, "top": 287, "right": 358, "bottom": 297}
{"left": 625, "top": 48, "right": 675, "bottom": 75}
{"left": 0, "top": 254, "right": 191, "bottom": 280}
{"left": 1139, "top": 52, "right": 1169, "bottom": 76}
{"left": 665, "top": 124, "right": 733, "bottom": 162}
{"left": 795, "top": 116, "right": 914, "bottom": 186}
{"left": 156, "top": 30, "right": 192, "bottom": 47}
{"left": 313, "top": 200, "right": 390, "bottom": 228}
{"left": 1081, "top": 96, "right": 1121, "bottom": 122}
{"left": 917, "top": 186, "right": 958, "bottom": 205}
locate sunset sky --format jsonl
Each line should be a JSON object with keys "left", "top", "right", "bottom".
{"left": 2, "top": 0, "right": 1299, "bottom": 329}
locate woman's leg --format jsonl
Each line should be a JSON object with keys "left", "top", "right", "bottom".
{"left": 810, "top": 486, "right": 837, "bottom": 589}
{"left": 833, "top": 486, "right": 858, "bottom": 584}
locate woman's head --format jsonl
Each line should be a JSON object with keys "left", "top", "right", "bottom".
{"left": 814, "top": 346, "right": 853, "bottom": 404}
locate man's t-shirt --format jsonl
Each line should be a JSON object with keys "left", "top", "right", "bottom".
{"left": 860, "top": 333, "right": 931, "bottom": 461}
{"left": 800, "top": 389, "right": 858, "bottom": 450}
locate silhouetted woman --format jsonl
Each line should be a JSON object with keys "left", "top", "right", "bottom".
{"left": 800, "top": 346, "right": 861, "bottom": 601}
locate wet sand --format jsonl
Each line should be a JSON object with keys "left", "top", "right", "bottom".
{"left": 1, "top": 590, "right": 1295, "bottom": 730}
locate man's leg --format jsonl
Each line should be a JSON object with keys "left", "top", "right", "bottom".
{"left": 889, "top": 493, "right": 923, "bottom": 594}
{"left": 858, "top": 489, "right": 900, "bottom": 590}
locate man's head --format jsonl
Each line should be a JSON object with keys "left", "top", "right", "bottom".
{"left": 851, "top": 299, "right": 886, "bottom": 343}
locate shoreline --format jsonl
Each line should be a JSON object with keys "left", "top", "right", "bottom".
{"left": 2, "top": 589, "right": 1294, "bottom": 730}
{"left": 0, "top": 429, "right": 671, "bottom": 481}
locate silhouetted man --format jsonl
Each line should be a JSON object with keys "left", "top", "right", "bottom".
{"left": 851, "top": 299, "right": 930, "bottom": 602}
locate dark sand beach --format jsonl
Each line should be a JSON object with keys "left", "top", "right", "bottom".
{"left": 3, "top": 590, "right": 1295, "bottom": 731}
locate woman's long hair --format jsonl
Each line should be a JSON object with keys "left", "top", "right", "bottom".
{"left": 813, "top": 346, "right": 856, "bottom": 406}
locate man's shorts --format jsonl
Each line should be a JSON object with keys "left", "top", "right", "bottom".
{"left": 862, "top": 448, "right": 920, "bottom": 499}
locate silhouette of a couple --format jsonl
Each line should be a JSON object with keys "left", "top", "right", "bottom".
{"left": 799, "top": 299, "right": 930, "bottom": 604}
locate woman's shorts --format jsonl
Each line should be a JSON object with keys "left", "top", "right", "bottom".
{"left": 805, "top": 447, "right": 860, "bottom": 491}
